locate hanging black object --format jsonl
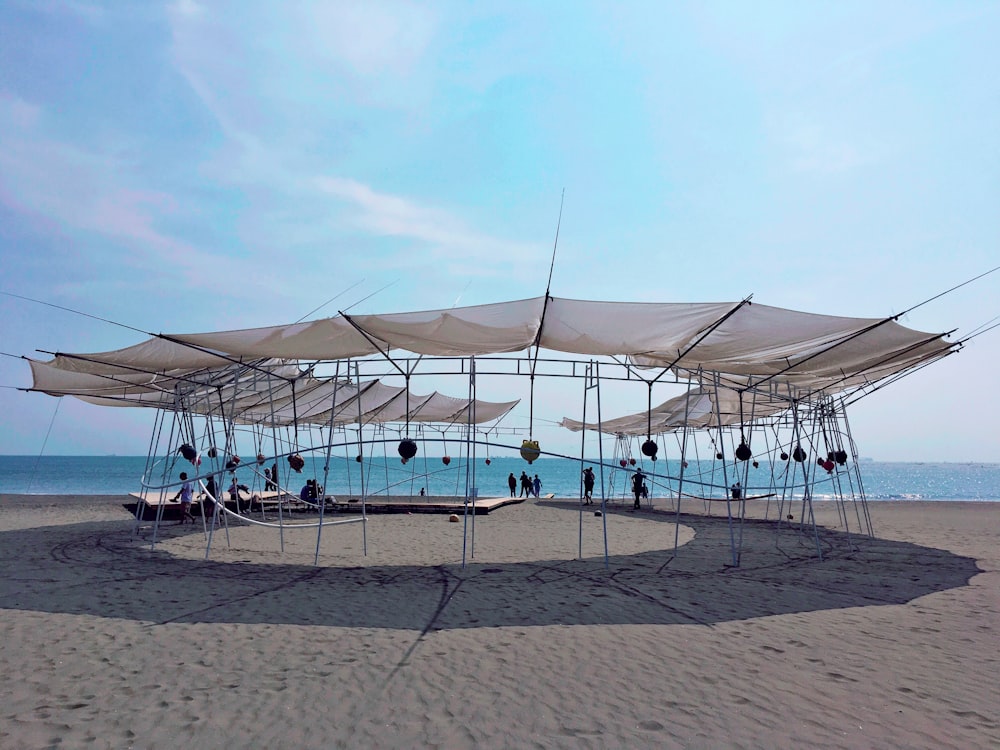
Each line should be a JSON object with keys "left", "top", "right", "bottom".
{"left": 207, "top": 446, "right": 218, "bottom": 459}
{"left": 288, "top": 453, "right": 305, "bottom": 472}
{"left": 835, "top": 449, "right": 848, "bottom": 465}
{"left": 780, "top": 452, "right": 789, "bottom": 461}
{"left": 716, "top": 451, "right": 724, "bottom": 460}
{"left": 177, "top": 444, "right": 197, "bottom": 463}
{"left": 641, "top": 440, "right": 658, "bottom": 460}
{"left": 398, "top": 439, "right": 418, "bottom": 461}
{"left": 752, "top": 460, "right": 759, "bottom": 468}
{"left": 735, "top": 442, "right": 752, "bottom": 462}
{"left": 792, "top": 446, "right": 807, "bottom": 463}
{"left": 355, "top": 454, "right": 363, "bottom": 463}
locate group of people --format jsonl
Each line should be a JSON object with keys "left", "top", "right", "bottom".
{"left": 172, "top": 464, "right": 283, "bottom": 526}
{"left": 503, "top": 465, "right": 651, "bottom": 508}
{"left": 299, "top": 478, "right": 324, "bottom": 502}
{"left": 263, "top": 465, "right": 278, "bottom": 491}
{"left": 508, "top": 471, "right": 542, "bottom": 498}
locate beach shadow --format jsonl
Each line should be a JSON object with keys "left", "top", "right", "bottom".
{"left": 0, "top": 511, "right": 981, "bottom": 631}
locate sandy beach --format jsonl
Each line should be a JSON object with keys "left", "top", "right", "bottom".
{"left": 1, "top": 495, "right": 998, "bottom": 749}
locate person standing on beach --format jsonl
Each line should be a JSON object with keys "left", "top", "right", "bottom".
{"left": 730, "top": 481, "right": 741, "bottom": 500}
{"left": 631, "top": 470, "right": 644, "bottom": 510}
{"left": 582, "top": 467, "right": 595, "bottom": 504}
{"left": 173, "top": 472, "right": 194, "bottom": 524}
{"left": 519, "top": 471, "right": 530, "bottom": 497}
{"left": 508, "top": 472, "right": 517, "bottom": 497}
{"left": 533, "top": 474, "right": 542, "bottom": 498}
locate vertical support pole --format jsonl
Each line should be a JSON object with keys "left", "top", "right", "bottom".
{"left": 710, "top": 372, "right": 738, "bottom": 567}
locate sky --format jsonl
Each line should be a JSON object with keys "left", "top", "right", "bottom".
{"left": 0, "top": 0, "right": 998, "bottom": 462}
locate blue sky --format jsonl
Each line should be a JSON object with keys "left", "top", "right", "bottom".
{"left": 1, "top": 0, "right": 997, "bottom": 461}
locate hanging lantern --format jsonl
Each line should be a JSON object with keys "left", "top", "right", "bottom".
{"left": 442, "top": 455, "right": 451, "bottom": 466}
{"left": 641, "top": 440, "right": 658, "bottom": 459}
{"left": 485, "top": 458, "right": 491, "bottom": 466}
{"left": 398, "top": 439, "right": 418, "bottom": 461}
{"left": 207, "top": 446, "right": 218, "bottom": 459}
{"left": 716, "top": 452, "right": 724, "bottom": 461}
{"left": 520, "top": 440, "right": 540, "bottom": 464}
{"left": 735, "top": 442, "right": 752, "bottom": 462}
{"left": 256, "top": 453, "right": 266, "bottom": 465}
{"left": 619, "top": 459, "right": 628, "bottom": 468}
{"left": 792, "top": 446, "right": 807, "bottom": 463}
{"left": 822, "top": 459, "right": 835, "bottom": 473}
{"left": 628, "top": 457, "right": 636, "bottom": 466}
{"left": 780, "top": 452, "right": 789, "bottom": 461}
{"left": 288, "top": 453, "right": 305, "bottom": 472}
{"left": 835, "top": 450, "right": 848, "bottom": 465}
{"left": 177, "top": 444, "right": 198, "bottom": 464}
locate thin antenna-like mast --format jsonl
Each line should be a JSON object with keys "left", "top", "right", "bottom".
{"left": 528, "top": 189, "right": 565, "bottom": 440}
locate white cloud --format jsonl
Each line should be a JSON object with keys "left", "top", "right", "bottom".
{"left": 315, "top": 176, "right": 542, "bottom": 269}
{"left": 303, "top": 0, "right": 437, "bottom": 77}
{"left": 0, "top": 92, "right": 236, "bottom": 293}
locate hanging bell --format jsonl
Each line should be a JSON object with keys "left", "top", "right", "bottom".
{"left": 485, "top": 458, "right": 491, "bottom": 466}
{"left": 822, "top": 459, "right": 835, "bottom": 473}
{"left": 207, "top": 446, "right": 218, "bottom": 459}
{"left": 257, "top": 453, "right": 266, "bottom": 465}
{"left": 641, "top": 440, "right": 658, "bottom": 459}
{"left": 628, "top": 457, "right": 636, "bottom": 466}
{"left": 619, "top": 459, "right": 628, "bottom": 468}
{"left": 288, "top": 453, "right": 305, "bottom": 472}
{"left": 520, "top": 440, "right": 540, "bottom": 464}
{"left": 355, "top": 454, "right": 363, "bottom": 463}
{"left": 442, "top": 455, "right": 451, "bottom": 466}
{"left": 780, "top": 452, "right": 789, "bottom": 461}
{"left": 735, "top": 442, "right": 752, "bottom": 462}
{"left": 835, "top": 449, "right": 848, "bottom": 465}
{"left": 177, "top": 444, "right": 198, "bottom": 464}
{"left": 792, "top": 446, "right": 807, "bottom": 463}
{"left": 398, "top": 439, "right": 418, "bottom": 461}
{"left": 716, "top": 452, "right": 724, "bottom": 461}
{"left": 752, "top": 460, "right": 759, "bottom": 468}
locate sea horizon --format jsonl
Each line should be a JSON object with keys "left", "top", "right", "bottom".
{"left": 2, "top": 455, "right": 998, "bottom": 501}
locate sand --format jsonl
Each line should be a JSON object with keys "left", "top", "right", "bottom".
{"left": 1, "top": 494, "right": 998, "bottom": 749}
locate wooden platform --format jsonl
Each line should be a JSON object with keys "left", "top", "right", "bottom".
{"left": 125, "top": 492, "right": 524, "bottom": 519}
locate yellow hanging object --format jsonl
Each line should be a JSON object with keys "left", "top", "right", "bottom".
{"left": 520, "top": 439, "right": 540, "bottom": 464}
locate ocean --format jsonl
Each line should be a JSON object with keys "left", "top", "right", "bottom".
{"left": 1, "top": 455, "right": 998, "bottom": 501}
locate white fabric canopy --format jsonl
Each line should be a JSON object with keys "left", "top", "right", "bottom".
{"left": 26, "top": 296, "right": 957, "bottom": 427}
{"left": 560, "top": 386, "right": 792, "bottom": 435}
